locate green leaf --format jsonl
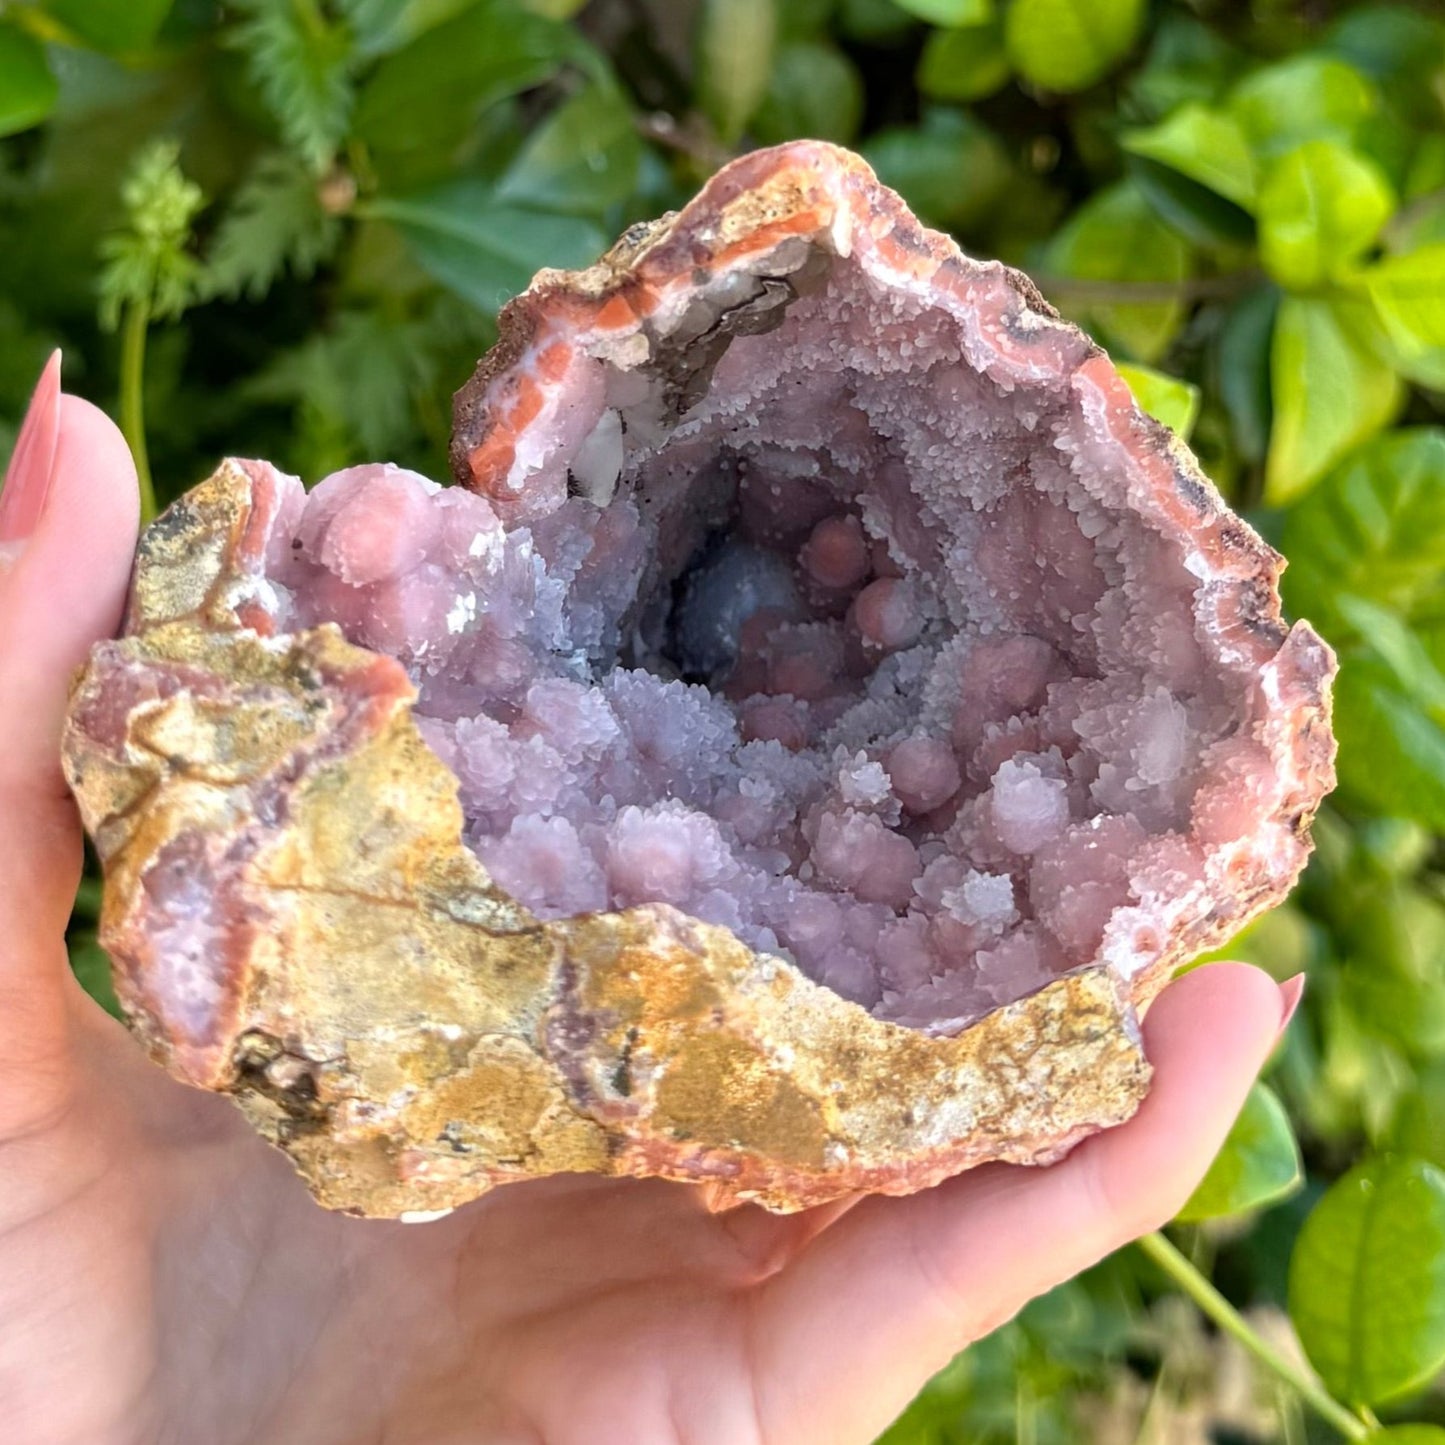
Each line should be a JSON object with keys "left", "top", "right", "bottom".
{"left": 1288, "top": 1157, "right": 1445, "bottom": 1406}
{"left": 229, "top": 0, "right": 357, "bottom": 172}
{"left": 696, "top": 0, "right": 777, "bottom": 145}
{"left": 891, "top": 0, "right": 991, "bottom": 23}
{"left": 1365, "top": 1429, "right": 1445, "bottom": 1444}
{"left": 1265, "top": 297, "right": 1402, "bottom": 504}
{"left": 202, "top": 152, "right": 342, "bottom": 302}
{"left": 1215, "top": 285, "right": 1277, "bottom": 465}
{"left": 1122, "top": 104, "right": 1257, "bottom": 210}
{"left": 1229, "top": 55, "right": 1378, "bottom": 160}
{"left": 1326, "top": 4, "right": 1445, "bottom": 127}
{"left": 1042, "top": 181, "right": 1192, "bottom": 363}
{"left": 355, "top": 0, "right": 579, "bottom": 163}
{"left": 1332, "top": 651, "right": 1445, "bottom": 829}
{"left": 369, "top": 183, "right": 606, "bottom": 314}
{"left": 1115, "top": 363, "right": 1200, "bottom": 439}
{"left": 1390, "top": 1064, "right": 1445, "bottom": 1171}
{"left": 1005, "top": 0, "right": 1145, "bottom": 94}
{"left": 1127, "top": 12, "right": 1241, "bottom": 120}
{"left": 1176, "top": 1084, "right": 1302, "bottom": 1223}
{"left": 1257, "top": 140, "right": 1395, "bottom": 290}
{"left": 1365, "top": 244, "right": 1445, "bottom": 384}
{"left": 494, "top": 85, "right": 641, "bottom": 215}
{"left": 69, "top": 935, "right": 121, "bottom": 1019}
{"left": 755, "top": 42, "right": 864, "bottom": 145}
{"left": 0, "top": 23, "right": 57, "bottom": 138}
{"left": 48, "top": 0, "right": 173, "bottom": 53}
{"left": 916, "top": 18, "right": 1009, "bottom": 102}
{"left": 1282, "top": 430, "right": 1445, "bottom": 633}
{"left": 863, "top": 110, "right": 1012, "bottom": 232}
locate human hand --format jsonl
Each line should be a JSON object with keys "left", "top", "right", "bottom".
{"left": 0, "top": 359, "right": 1293, "bottom": 1445}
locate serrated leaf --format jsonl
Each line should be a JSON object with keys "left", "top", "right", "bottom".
{"left": 1257, "top": 140, "right": 1395, "bottom": 290}
{"left": 495, "top": 85, "right": 641, "bottom": 215}
{"left": 1265, "top": 297, "right": 1402, "bottom": 504}
{"left": 1122, "top": 104, "right": 1257, "bottom": 210}
{"left": 1005, "top": 0, "right": 1145, "bottom": 94}
{"left": 202, "top": 152, "right": 341, "bottom": 302}
{"left": 229, "top": 0, "right": 356, "bottom": 171}
{"left": 891, "top": 0, "right": 991, "bottom": 23}
{"left": 1116, "top": 362, "right": 1200, "bottom": 439}
{"left": 1042, "top": 180, "right": 1192, "bottom": 363}
{"left": 1288, "top": 1157, "right": 1445, "bottom": 1406}
{"left": 1176, "top": 1084, "right": 1302, "bottom": 1222}
{"left": 755, "top": 41, "right": 864, "bottom": 144}
{"left": 1229, "top": 55, "right": 1378, "bottom": 159}
{"left": 696, "top": 0, "right": 777, "bottom": 144}
{"left": 916, "top": 18, "right": 1010, "bottom": 102}
{"left": 862, "top": 110, "right": 1012, "bottom": 232}
{"left": 370, "top": 183, "right": 606, "bottom": 314}
{"left": 1282, "top": 429, "right": 1445, "bottom": 633}
{"left": 0, "top": 23, "right": 57, "bottom": 138}
{"left": 48, "top": 0, "right": 173, "bottom": 53}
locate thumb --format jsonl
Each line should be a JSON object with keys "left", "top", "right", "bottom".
{"left": 0, "top": 355, "right": 140, "bottom": 998}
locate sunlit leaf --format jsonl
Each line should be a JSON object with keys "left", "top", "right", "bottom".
{"left": 1005, "top": 0, "right": 1145, "bottom": 93}
{"left": 1257, "top": 140, "right": 1394, "bottom": 290}
{"left": 1229, "top": 55, "right": 1378, "bottom": 159}
{"left": 1116, "top": 362, "right": 1200, "bottom": 439}
{"left": 1122, "top": 104, "right": 1257, "bottom": 210}
{"left": 1289, "top": 1157, "right": 1445, "bottom": 1406}
{"left": 1265, "top": 297, "right": 1402, "bottom": 504}
{"left": 1176, "top": 1084, "right": 1302, "bottom": 1222}
{"left": 891, "top": 0, "right": 991, "bottom": 23}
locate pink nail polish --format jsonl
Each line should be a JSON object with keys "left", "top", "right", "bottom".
{"left": 1277, "top": 973, "right": 1306, "bottom": 1032}
{"left": 0, "top": 350, "right": 63, "bottom": 547}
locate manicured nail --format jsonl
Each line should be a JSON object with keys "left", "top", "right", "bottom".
{"left": 0, "top": 350, "right": 63, "bottom": 551}
{"left": 1277, "top": 973, "right": 1306, "bottom": 1033}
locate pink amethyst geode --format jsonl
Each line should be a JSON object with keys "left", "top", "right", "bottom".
{"left": 63, "top": 142, "right": 1335, "bottom": 1217}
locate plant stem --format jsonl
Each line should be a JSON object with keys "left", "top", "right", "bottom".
{"left": 1137, "top": 1232, "right": 1371, "bottom": 1442}
{"left": 120, "top": 298, "right": 156, "bottom": 523}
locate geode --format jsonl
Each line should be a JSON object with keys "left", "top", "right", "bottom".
{"left": 63, "top": 142, "right": 1335, "bottom": 1217}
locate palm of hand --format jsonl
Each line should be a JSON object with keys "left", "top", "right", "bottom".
{"left": 0, "top": 381, "right": 1286, "bottom": 1445}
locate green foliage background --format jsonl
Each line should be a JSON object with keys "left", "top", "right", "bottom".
{"left": 4, "top": 0, "right": 1445, "bottom": 1438}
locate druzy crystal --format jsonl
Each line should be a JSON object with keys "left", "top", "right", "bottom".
{"left": 63, "top": 142, "right": 1336, "bottom": 1216}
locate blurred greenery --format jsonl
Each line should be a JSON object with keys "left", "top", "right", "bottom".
{"left": 3, "top": 0, "right": 1445, "bottom": 1438}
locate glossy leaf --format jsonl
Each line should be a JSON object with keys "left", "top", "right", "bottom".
{"left": 1005, "top": 0, "right": 1145, "bottom": 94}
{"left": 1288, "top": 1157, "right": 1445, "bottom": 1406}
{"left": 1265, "top": 297, "right": 1402, "bottom": 504}
{"left": 48, "top": 0, "right": 173, "bottom": 53}
{"left": 916, "top": 18, "right": 1010, "bottom": 102}
{"left": 755, "top": 41, "right": 864, "bottom": 145}
{"left": 696, "top": 0, "right": 777, "bottom": 144}
{"left": 355, "top": 1, "right": 581, "bottom": 161}
{"left": 0, "top": 23, "right": 58, "bottom": 138}
{"left": 1122, "top": 104, "right": 1257, "bottom": 210}
{"left": 1282, "top": 430, "right": 1445, "bottom": 633}
{"left": 1176, "top": 1084, "right": 1302, "bottom": 1222}
{"left": 1366, "top": 244, "right": 1445, "bottom": 384}
{"left": 1116, "top": 363, "right": 1200, "bottom": 439}
{"left": 1257, "top": 140, "right": 1395, "bottom": 289}
{"left": 495, "top": 85, "right": 641, "bottom": 215}
{"left": 369, "top": 184, "right": 607, "bottom": 315}
{"left": 1043, "top": 181, "right": 1191, "bottom": 362}
{"left": 1229, "top": 55, "right": 1378, "bottom": 159}
{"left": 891, "top": 0, "right": 991, "bottom": 23}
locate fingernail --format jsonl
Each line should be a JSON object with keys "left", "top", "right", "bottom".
{"left": 0, "top": 350, "right": 63, "bottom": 551}
{"left": 1277, "top": 973, "right": 1306, "bottom": 1033}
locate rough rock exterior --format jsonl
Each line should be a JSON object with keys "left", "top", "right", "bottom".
{"left": 63, "top": 142, "right": 1335, "bottom": 1217}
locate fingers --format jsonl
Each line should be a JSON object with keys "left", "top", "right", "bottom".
{"left": 0, "top": 374, "right": 138, "bottom": 963}
{"left": 752, "top": 963, "right": 1286, "bottom": 1445}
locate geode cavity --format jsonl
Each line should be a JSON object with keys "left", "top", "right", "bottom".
{"left": 63, "top": 142, "right": 1335, "bottom": 1217}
